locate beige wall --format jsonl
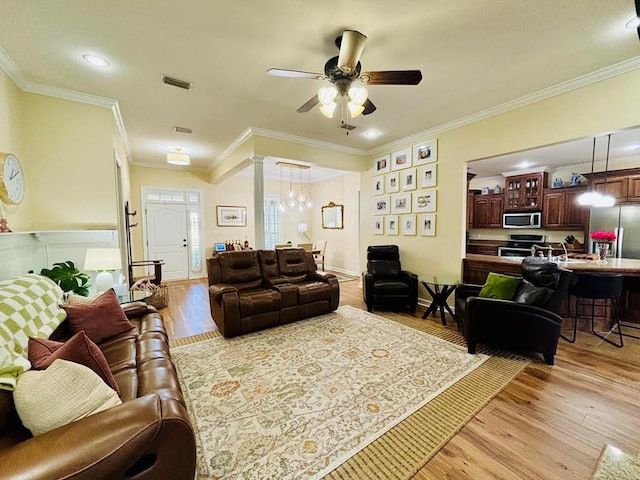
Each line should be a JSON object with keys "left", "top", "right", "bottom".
{"left": 361, "top": 68, "right": 640, "bottom": 291}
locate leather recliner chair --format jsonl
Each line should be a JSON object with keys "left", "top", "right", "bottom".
{"left": 456, "top": 257, "right": 573, "bottom": 365}
{"left": 362, "top": 245, "right": 418, "bottom": 314}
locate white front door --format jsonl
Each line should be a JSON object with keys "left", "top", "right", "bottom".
{"left": 146, "top": 203, "right": 189, "bottom": 280}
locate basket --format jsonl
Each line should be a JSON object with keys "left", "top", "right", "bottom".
{"left": 146, "top": 284, "right": 169, "bottom": 309}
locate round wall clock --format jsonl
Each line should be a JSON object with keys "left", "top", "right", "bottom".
{"left": 0, "top": 153, "right": 25, "bottom": 205}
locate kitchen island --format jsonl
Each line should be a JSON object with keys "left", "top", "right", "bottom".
{"left": 463, "top": 254, "right": 640, "bottom": 328}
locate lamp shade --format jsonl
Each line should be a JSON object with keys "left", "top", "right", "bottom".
{"left": 84, "top": 248, "right": 122, "bottom": 271}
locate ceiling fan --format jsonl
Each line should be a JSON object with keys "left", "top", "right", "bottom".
{"left": 267, "top": 30, "right": 422, "bottom": 118}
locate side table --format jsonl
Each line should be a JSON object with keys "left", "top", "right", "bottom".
{"left": 419, "top": 275, "right": 459, "bottom": 328}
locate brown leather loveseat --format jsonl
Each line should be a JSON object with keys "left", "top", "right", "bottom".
{"left": 0, "top": 302, "right": 196, "bottom": 480}
{"left": 207, "top": 248, "right": 340, "bottom": 337}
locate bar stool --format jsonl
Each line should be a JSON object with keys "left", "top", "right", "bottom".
{"left": 563, "top": 273, "right": 624, "bottom": 347}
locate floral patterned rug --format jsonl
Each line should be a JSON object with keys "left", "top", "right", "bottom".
{"left": 171, "top": 306, "right": 491, "bottom": 480}
{"left": 590, "top": 445, "right": 640, "bottom": 480}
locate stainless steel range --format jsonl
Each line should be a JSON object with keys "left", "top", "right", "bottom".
{"left": 498, "top": 234, "right": 547, "bottom": 257}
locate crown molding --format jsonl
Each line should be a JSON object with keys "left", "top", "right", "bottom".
{"left": 111, "top": 102, "right": 132, "bottom": 161}
{"left": 367, "top": 56, "right": 640, "bottom": 157}
{"left": 0, "top": 46, "right": 28, "bottom": 87}
{"left": 249, "top": 126, "right": 368, "bottom": 156}
{"left": 207, "top": 127, "right": 253, "bottom": 171}
{"left": 129, "top": 160, "right": 210, "bottom": 173}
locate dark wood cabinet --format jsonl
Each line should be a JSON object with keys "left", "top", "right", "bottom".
{"left": 504, "top": 172, "right": 547, "bottom": 211}
{"left": 473, "top": 193, "right": 503, "bottom": 228}
{"left": 589, "top": 168, "right": 640, "bottom": 204}
{"left": 467, "top": 191, "right": 475, "bottom": 229}
{"left": 542, "top": 186, "right": 588, "bottom": 229}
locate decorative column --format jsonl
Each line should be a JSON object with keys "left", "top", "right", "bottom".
{"left": 252, "top": 156, "right": 265, "bottom": 250}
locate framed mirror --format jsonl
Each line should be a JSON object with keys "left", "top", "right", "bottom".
{"left": 321, "top": 202, "right": 344, "bottom": 229}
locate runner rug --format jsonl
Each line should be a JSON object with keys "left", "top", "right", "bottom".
{"left": 170, "top": 305, "right": 529, "bottom": 480}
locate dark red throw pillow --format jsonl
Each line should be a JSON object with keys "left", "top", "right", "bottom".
{"left": 28, "top": 331, "right": 119, "bottom": 393}
{"left": 62, "top": 289, "right": 134, "bottom": 344}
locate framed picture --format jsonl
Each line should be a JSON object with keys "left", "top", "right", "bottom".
{"left": 419, "top": 213, "right": 436, "bottom": 236}
{"left": 401, "top": 214, "right": 416, "bottom": 235}
{"left": 373, "top": 176, "right": 385, "bottom": 195}
{"left": 373, "top": 154, "right": 391, "bottom": 175}
{"left": 401, "top": 168, "right": 417, "bottom": 191}
{"left": 413, "top": 139, "right": 437, "bottom": 166}
{"left": 216, "top": 205, "right": 247, "bottom": 226}
{"left": 386, "top": 172, "right": 400, "bottom": 193}
{"left": 413, "top": 189, "right": 437, "bottom": 213}
{"left": 372, "top": 216, "right": 384, "bottom": 235}
{"left": 373, "top": 195, "right": 390, "bottom": 215}
{"left": 391, "top": 148, "right": 412, "bottom": 171}
{"left": 391, "top": 193, "right": 411, "bottom": 214}
{"left": 419, "top": 164, "right": 437, "bottom": 188}
{"left": 386, "top": 215, "right": 399, "bottom": 235}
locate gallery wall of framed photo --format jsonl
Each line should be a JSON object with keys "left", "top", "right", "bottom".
{"left": 372, "top": 139, "right": 437, "bottom": 238}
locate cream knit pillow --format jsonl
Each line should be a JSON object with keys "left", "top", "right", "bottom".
{"left": 13, "top": 359, "right": 121, "bottom": 436}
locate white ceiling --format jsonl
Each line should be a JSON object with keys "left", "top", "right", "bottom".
{"left": 0, "top": 1, "right": 639, "bottom": 174}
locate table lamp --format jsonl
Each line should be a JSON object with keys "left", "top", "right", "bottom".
{"left": 84, "top": 248, "right": 122, "bottom": 293}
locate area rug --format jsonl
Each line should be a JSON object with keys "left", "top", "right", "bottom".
{"left": 170, "top": 306, "right": 529, "bottom": 480}
{"left": 590, "top": 445, "right": 640, "bottom": 480}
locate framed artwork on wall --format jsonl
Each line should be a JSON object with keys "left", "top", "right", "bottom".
{"left": 413, "top": 189, "right": 437, "bottom": 213}
{"left": 373, "top": 176, "right": 385, "bottom": 195}
{"left": 386, "top": 215, "right": 399, "bottom": 235}
{"left": 391, "top": 193, "right": 411, "bottom": 214}
{"left": 401, "top": 168, "right": 417, "bottom": 191}
{"left": 419, "top": 213, "right": 436, "bottom": 236}
{"left": 419, "top": 164, "right": 437, "bottom": 188}
{"left": 216, "top": 205, "right": 247, "bottom": 226}
{"left": 373, "top": 154, "right": 391, "bottom": 175}
{"left": 373, "top": 195, "right": 390, "bottom": 215}
{"left": 373, "top": 216, "right": 384, "bottom": 235}
{"left": 413, "top": 139, "right": 437, "bottom": 166}
{"left": 391, "top": 148, "right": 412, "bottom": 171}
{"left": 386, "top": 172, "right": 400, "bottom": 193}
{"left": 401, "top": 214, "right": 416, "bottom": 235}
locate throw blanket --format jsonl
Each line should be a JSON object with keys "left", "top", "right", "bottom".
{"left": 0, "top": 274, "right": 67, "bottom": 390}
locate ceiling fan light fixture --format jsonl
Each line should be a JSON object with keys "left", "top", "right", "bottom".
{"left": 167, "top": 147, "right": 190, "bottom": 166}
{"left": 347, "top": 101, "right": 364, "bottom": 118}
{"left": 592, "top": 193, "right": 616, "bottom": 208}
{"left": 348, "top": 86, "right": 368, "bottom": 105}
{"left": 318, "top": 86, "right": 338, "bottom": 105}
{"left": 577, "top": 190, "right": 601, "bottom": 206}
{"left": 319, "top": 102, "right": 336, "bottom": 118}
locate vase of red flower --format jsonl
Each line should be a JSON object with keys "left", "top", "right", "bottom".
{"left": 590, "top": 231, "right": 617, "bottom": 263}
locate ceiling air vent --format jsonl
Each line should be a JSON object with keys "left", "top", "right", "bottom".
{"left": 173, "top": 126, "right": 194, "bottom": 134}
{"left": 340, "top": 124, "right": 357, "bottom": 131}
{"left": 162, "top": 75, "right": 193, "bottom": 91}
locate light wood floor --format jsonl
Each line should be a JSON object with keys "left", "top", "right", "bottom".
{"left": 159, "top": 276, "right": 640, "bottom": 480}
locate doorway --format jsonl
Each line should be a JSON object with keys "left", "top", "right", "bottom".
{"left": 141, "top": 187, "right": 204, "bottom": 281}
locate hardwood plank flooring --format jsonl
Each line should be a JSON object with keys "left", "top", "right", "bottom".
{"left": 158, "top": 276, "right": 640, "bottom": 480}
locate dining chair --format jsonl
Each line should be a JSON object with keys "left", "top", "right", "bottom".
{"left": 313, "top": 240, "right": 327, "bottom": 271}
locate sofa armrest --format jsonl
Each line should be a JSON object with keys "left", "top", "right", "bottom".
{"left": 308, "top": 271, "right": 337, "bottom": 282}
{"left": 457, "top": 283, "right": 483, "bottom": 298}
{"left": 400, "top": 270, "right": 418, "bottom": 281}
{"left": 0, "top": 394, "right": 194, "bottom": 480}
{"left": 121, "top": 301, "right": 157, "bottom": 319}
{"left": 209, "top": 284, "right": 239, "bottom": 304}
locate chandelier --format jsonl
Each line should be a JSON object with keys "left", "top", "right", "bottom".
{"left": 277, "top": 162, "right": 313, "bottom": 212}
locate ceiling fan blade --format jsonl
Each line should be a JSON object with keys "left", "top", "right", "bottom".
{"left": 337, "top": 30, "right": 367, "bottom": 74}
{"left": 362, "top": 98, "right": 377, "bottom": 116}
{"left": 297, "top": 95, "right": 320, "bottom": 113}
{"left": 361, "top": 70, "right": 423, "bottom": 85}
{"left": 267, "top": 68, "right": 325, "bottom": 80}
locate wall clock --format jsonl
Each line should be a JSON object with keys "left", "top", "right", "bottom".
{"left": 0, "top": 153, "right": 25, "bottom": 205}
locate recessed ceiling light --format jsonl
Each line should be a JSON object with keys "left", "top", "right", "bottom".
{"left": 82, "top": 54, "right": 111, "bottom": 68}
{"left": 625, "top": 16, "right": 640, "bottom": 29}
{"left": 363, "top": 130, "right": 379, "bottom": 138}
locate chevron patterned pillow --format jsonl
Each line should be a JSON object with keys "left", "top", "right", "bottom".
{"left": 0, "top": 274, "right": 67, "bottom": 390}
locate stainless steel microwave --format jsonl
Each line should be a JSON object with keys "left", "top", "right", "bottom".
{"left": 502, "top": 211, "right": 541, "bottom": 229}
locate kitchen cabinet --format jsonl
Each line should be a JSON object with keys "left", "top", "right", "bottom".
{"left": 589, "top": 167, "right": 640, "bottom": 204}
{"left": 467, "top": 191, "right": 475, "bottom": 229}
{"left": 504, "top": 172, "right": 548, "bottom": 211}
{"left": 473, "top": 193, "right": 503, "bottom": 228}
{"left": 542, "top": 186, "right": 588, "bottom": 229}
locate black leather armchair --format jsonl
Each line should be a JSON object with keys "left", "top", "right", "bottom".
{"left": 455, "top": 257, "right": 573, "bottom": 365}
{"left": 362, "top": 245, "right": 418, "bottom": 314}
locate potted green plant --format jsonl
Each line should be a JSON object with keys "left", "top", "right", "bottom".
{"left": 40, "top": 261, "right": 90, "bottom": 296}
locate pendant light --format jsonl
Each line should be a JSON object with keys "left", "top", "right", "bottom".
{"left": 592, "top": 134, "right": 616, "bottom": 208}
{"left": 577, "top": 138, "right": 600, "bottom": 206}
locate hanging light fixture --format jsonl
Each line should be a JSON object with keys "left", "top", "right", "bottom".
{"left": 167, "top": 147, "right": 190, "bottom": 166}
{"left": 592, "top": 133, "right": 616, "bottom": 208}
{"left": 276, "top": 161, "right": 313, "bottom": 213}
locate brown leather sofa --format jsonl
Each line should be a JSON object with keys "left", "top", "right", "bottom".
{"left": 0, "top": 302, "right": 196, "bottom": 480}
{"left": 207, "top": 248, "right": 339, "bottom": 337}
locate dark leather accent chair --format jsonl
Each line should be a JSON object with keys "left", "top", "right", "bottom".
{"left": 362, "top": 245, "right": 418, "bottom": 314}
{"left": 455, "top": 257, "right": 573, "bottom": 365}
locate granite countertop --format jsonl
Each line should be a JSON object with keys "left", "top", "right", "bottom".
{"left": 465, "top": 254, "right": 640, "bottom": 275}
